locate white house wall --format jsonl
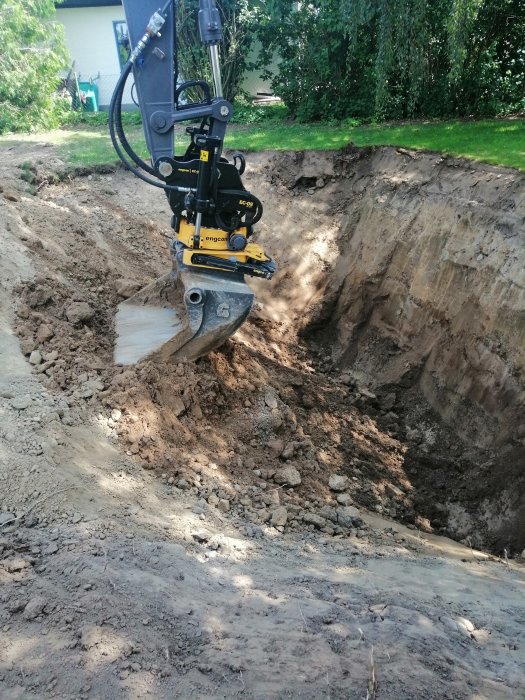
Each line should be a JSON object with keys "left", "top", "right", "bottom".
{"left": 56, "top": 6, "right": 132, "bottom": 108}
{"left": 56, "top": 7, "right": 277, "bottom": 107}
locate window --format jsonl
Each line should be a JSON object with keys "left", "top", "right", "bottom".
{"left": 113, "top": 20, "right": 130, "bottom": 69}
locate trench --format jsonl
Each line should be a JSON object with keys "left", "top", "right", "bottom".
{"left": 8, "top": 145, "right": 525, "bottom": 553}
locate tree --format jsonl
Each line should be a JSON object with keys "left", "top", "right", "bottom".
{"left": 175, "top": 0, "right": 257, "bottom": 103}
{"left": 255, "top": 0, "right": 525, "bottom": 121}
{"left": 255, "top": 0, "right": 363, "bottom": 121}
{"left": 0, "top": 1, "right": 69, "bottom": 134}
{"left": 449, "top": 0, "right": 525, "bottom": 115}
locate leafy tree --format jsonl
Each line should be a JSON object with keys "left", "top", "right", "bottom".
{"left": 255, "top": 0, "right": 525, "bottom": 121}
{"left": 255, "top": 0, "right": 363, "bottom": 121}
{"left": 0, "top": 0, "right": 69, "bottom": 134}
{"left": 450, "top": 0, "right": 525, "bottom": 115}
{"left": 175, "top": 0, "right": 257, "bottom": 103}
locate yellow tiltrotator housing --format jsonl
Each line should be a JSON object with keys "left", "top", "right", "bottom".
{"left": 176, "top": 219, "right": 271, "bottom": 271}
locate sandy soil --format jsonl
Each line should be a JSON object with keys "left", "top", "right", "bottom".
{"left": 0, "top": 140, "right": 523, "bottom": 699}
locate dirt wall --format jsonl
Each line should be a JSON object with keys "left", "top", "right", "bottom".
{"left": 263, "top": 148, "right": 525, "bottom": 453}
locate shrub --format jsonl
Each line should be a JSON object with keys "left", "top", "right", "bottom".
{"left": 0, "top": 1, "right": 69, "bottom": 134}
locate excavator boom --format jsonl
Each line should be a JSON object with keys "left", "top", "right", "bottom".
{"left": 110, "top": 0, "right": 275, "bottom": 365}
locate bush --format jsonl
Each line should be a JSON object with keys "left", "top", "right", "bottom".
{"left": 255, "top": 0, "right": 525, "bottom": 122}
{"left": 0, "top": 1, "right": 69, "bottom": 134}
{"left": 230, "top": 100, "right": 288, "bottom": 124}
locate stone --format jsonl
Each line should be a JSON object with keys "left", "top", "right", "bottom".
{"left": 207, "top": 493, "right": 219, "bottom": 506}
{"left": 386, "top": 483, "right": 405, "bottom": 498}
{"left": 65, "top": 302, "right": 95, "bottom": 324}
{"left": 336, "top": 493, "right": 353, "bottom": 506}
{"left": 358, "top": 387, "right": 376, "bottom": 400}
{"left": 79, "top": 380, "right": 104, "bottom": 399}
{"left": 262, "top": 489, "right": 280, "bottom": 506}
{"left": 115, "top": 279, "right": 142, "bottom": 298}
{"left": 266, "top": 439, "right": 284, "bottom": 456}
{"left": 456, "top": 617, "right": 475, "bottom": 638}
{"left": 11, "top": 396, "right": 31, "bottom": 410}
{"left": 4, "top": 557, "right": 30, "bottom": 573}
{"left": 29, "top": 350, "right": 42, "bottom": 365}
{"left": 176, "top": 479, "right": 189, "bottom": 490}
{"left": 111, "top": 409, "right": 122, "bottom": 421}
{"left": 337, "top": 505, "right": 361, "bottom": 528}
{"left": 264, "top": 390, "right": 278, "bottom": 409}
{"left": 302, "top": 394, "right": 315, "bottom": 408}
{"left": 281, "top": 442, "right": 296, "bottom": 460}
{"left": 303, "top": 513, "right": 327, "bottom": 529}
{"left": 22, "top": 596, "right": 48, "bottom": 621}
{"left": 28, "top": 287, "right": 52, "bottom": 308}
{"left": 274, "top": 465, "right": 301, "bottom": 487}
{"left": 36, "top": 325, "right": 54, "bottom": 344}
{"left": 217, "top": 499, "right": 230, "bottom": 512}
{"left": 171, "top": 397, "right": 186, "bottom": 417}
{"left": 318, "top": 505, "right": 338, "bottom": 523}
{"left": 7, "top": 600, "right": 26, "bottom": 614}
{"left": 20, "top": 338, "right": 36, "bottom": 356}
{"left": 270, "top": 506, "right": 288, "bottom": 527}
{"left": 329, "top": 474, "right": 349, "bottom": 492}
{"left": 192, "top": 499, "right": 207, "bottom": 515}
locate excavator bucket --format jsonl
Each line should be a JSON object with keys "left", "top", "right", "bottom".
{"left": 114, "top": 267, "right": 254, "bottom": 365}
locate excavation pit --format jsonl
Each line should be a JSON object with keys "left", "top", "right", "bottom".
{"left": 7, "top": 145, "right": 525, "bottom": 554}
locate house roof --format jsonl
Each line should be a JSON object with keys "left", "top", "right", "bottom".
{"left": 57, "top": 1, "right": 122, "bottom": 8}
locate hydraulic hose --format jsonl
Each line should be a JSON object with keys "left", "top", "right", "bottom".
{"left": 109, "top": 61, "right": 155, "bottom": 175}
{"left": 109, "top": 61, "right": 187, "bottom": 192}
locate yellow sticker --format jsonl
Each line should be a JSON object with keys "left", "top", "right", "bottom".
{"left": 200, "top": 150, "right": 209, "bottom": 162}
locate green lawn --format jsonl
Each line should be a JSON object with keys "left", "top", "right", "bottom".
{"left": 2, "top": 118, "right": 524, "bottom": 172}
{"left": 231, "top": 118, "right": 525, "bottom": 171}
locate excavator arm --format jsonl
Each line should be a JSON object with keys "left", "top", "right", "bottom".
{"left": 109, "top": 0, "right": 275, "bottom": 365}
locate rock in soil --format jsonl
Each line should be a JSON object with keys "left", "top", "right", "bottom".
{"left": 329, "top": 474, "right": 349, "bottom": 492}
{"left": 270, "top": 506, "right": 288, "bottom": 527}
{"left": 65, "top": 301, "right": 95, "bottom": 324}
{"left": 274, "top": 465, "right": 301, "bottom": 486}
{"left": 303, "top": 513, "right": 327, "bottom": 529}
{"left": 22, "top": 596, "right": 48, "bottom": 621}
{"left": 337, "top": 506, "right": 361, "bottom": 528}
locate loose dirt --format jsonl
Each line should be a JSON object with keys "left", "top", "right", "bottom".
{"left": 0, "top": 139, "right": 523, "bottom": 699}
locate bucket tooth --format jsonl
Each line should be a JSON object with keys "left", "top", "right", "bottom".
{"left": 114, "top": 267, "right": 254, "bottom": 365}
